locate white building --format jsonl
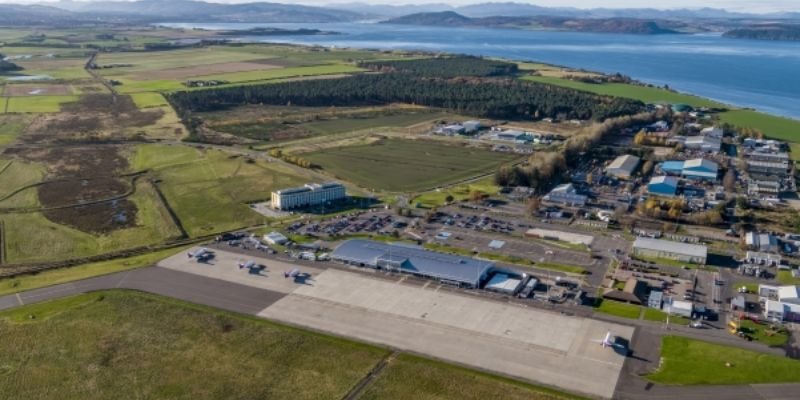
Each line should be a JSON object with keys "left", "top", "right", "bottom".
{"left": 633, "top": 237, "right": 707, "bottom": 264}
{"left": 263, "top": 231, "right": 288, "bottom": 245}
{"left": 685, "top": 135, "right": 721, "bottom": 153}
{"left": 745, "top": 232, "right": 778, "bottom": 252}
{"left": 759, "top": 284, "right": 800, "bottom": 322}
{"left": 605, "top": 154, "right": 640, "bottom": 179}
{"left": 542, "top": 183, "right": 587, "bottom": 207}
{"left": 745, "top": 251, "right": 781, "bottom": 266}
{"left": 271, "top": 182, "right": 346, "bottom": 210}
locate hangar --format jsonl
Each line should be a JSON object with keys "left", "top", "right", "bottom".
{"left": 331, "top": 239, "right": 494, "bottom": 288}
{"left": 605, "top": 154, "right": 640, "bottom": 179}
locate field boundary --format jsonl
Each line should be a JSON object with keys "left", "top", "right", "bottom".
{"left": 148, "top": 178, "right": 189, "bottom": 239}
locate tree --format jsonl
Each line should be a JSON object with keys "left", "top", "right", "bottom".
{"left": 723, "top": 169, "right": 736, "bottom": 192}
{"left": 469, "top": 190, "right": 488, "bottom": 203}
{"left": 444, "top": 194, "right": 455, "bottom": 204}
{"left": 585, "top": 172, "right": 594, "bottom": 185}
{"left": 526, "top": 196, "right": 541, "bottom": 215}
{"left": 633, "top": 130, "right": 647, "bottom": 145}
{"left": 641, "top": 159, "right": 654, "bottom": 176}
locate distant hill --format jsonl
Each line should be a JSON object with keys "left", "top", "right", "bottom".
{"left": 382, "top": 12, "right": 685, "bottom": 35}
{"left": 50, "top": 0, "right": 363, "bottom": 23}
{"left": 724, "top": 24, "right": 800, "bottom": 41}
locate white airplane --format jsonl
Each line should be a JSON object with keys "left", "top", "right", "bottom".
{"left": 188, "top": 248, "right": 210, "bottom": 258}
{"left": 284, "top": 268, "right": 300, "bottom": 279}
{"left": 239, "top": 260, "right": 256, "bottom": 270}
{"left": 594, "top": 331, "right": 626, "bottom": 350}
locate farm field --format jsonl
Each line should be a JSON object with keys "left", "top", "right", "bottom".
{"left": 303, "top": 110, "right": 449, "bottom": 135}
{"left": 647, "top": 336, "right": 800, "bottom": 385}
{"left": 137, "top": 145, "right": 309, "bottom": 237}
{"left": 4, "top": 95, "right": 79, "bottom": 113}
{"left": 360, "top": 354, "right": 582, "bottom": 400}
{"left": 0, "top": 158, "right": 45, "bottom": 209}
{"left": 0, "top": 291, "right": 388, "bottom": 400}
{"left": 718, "top": 109, "right": 800, "bottom": 143}
{"left": 0, "top": 115, "right": 31, "bottom": 146}
{"left": 522, "top": 76, "right": 723, "bottom": 108}
{"left": 303, "top": 139, "right": 519, "bottom": 192}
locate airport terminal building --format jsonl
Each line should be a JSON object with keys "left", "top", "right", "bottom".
{"left": 331, "top": 239, "right": 494, "bottom": 288}
{"left": 271, "top": 182, "right": 346, "bottom": 210}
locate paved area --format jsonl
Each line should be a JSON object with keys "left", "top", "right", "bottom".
{"left": 0, "top": 267, "right": 286, "bottom": 315}
{"left": 259, "top": 269, "right": 634, "bottom": 399}
{"left": 158, "top": 247, "right": 328, "bottom": 294}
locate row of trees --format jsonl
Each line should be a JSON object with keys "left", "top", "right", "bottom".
{"left": 358, "top": 56, "right": 519, "bottom": 78}
{"left": 167, "top": 73, "right": 645, "bottom": 125}
{"left": 268, "top": 148, "right": 313, "bottom": 168}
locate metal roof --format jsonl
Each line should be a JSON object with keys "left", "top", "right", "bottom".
{"left": 648, "top": 176, "right": 678, "bottom": 187}
{"left": 331, "top": 239, "right": 494, "bottom": 285}
{"left": 606, "top": 154, "right": 640, "bottom": 175}
{"left": 633, "top": 237, "right": 707, "bottom": 259}
{"left": 683, "top": 158, "right": 718, "bottom": 172}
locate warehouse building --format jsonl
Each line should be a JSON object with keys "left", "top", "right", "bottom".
{"left": 605, "top": 154, "right": 640, "bottom": 179}
{"left": 660, "top": 159, "right": 718, "bottom": 181}
{"left": 745, "top": 232, "right": 779, "bottom": 252}
{"left": 330, "top": 239, "right": 494, "bottom": 288}
{"left": 542, "top": 183, "right": 587, "bottom": 207}
{"left": 633, "top": 237, "right": 707, "bottom": 264}
{"left": 647, "top": 176, "right": 679, "bottom": 197}
{"left": 271, "top": 182, "right": 346, "bottom": 210}
{"left": 684, "top": 135, "right": 721, "bottom": 153}
{"left": 681, "top": 158, "right": 719, "bottom": 181}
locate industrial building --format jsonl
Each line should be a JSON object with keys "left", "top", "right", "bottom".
{"left": 330, "top": 239, "right": 494, "bottom": 288}
{"left": 633, "top": 237, "right": 708, "bottom": 264}
{"left": 603, "top": 278, "right": 647, "bottom": 305}
{"left": 759, "top": 284, "right": 800, "bottom": 322}
{"left": 664, "top": 298, "right": 694, "bottom": 318}
{"left": 661, "top": 159, "right": 718, "bottom": 181}
{"left": 542, "top": 183, "right": 587, "bottom": 207}
{"left": 647, "top": 176, "right": 679, "bottom": 197}
{"left": 605, "top": 154, "right": 640, "bottom": 179}
{"left": 745, "top": 232, "right": 778, "bottom": 252}
{"left": 263, "top": 231, "right": 288, "bottom": 245}
{"left": 484, "top": 273, "right": 525, "bottom": 294}
{"left": 684, "top": 135, "right": 721, "bottom": 153}
{"left": 271, "top": 182, "right": 346, "bottom": 210}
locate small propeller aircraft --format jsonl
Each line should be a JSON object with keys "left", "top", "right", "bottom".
{"left": 594, "top": 331, "right": 626, "bottom": 350}
{"left": 188, "top": 248, "right": 214, "bottom": 262}
{"left": 284, "top": 268, "right": 300, "bottom": 279}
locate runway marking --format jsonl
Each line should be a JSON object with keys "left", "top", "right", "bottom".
{"left": 15, "top": 293, "right": 23, "bottom": 306}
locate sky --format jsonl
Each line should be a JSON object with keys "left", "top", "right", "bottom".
{"left": 1, "top": 0, "right": 798, "bottom": 13}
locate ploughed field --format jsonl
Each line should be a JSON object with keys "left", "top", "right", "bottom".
{"left": 303, "top": 138, "right": 519, "bottom": 192}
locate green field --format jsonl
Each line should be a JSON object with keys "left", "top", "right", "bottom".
{"left": 777, "top": 270, "right": 800, "bottom": 285}
{"left": 304, "top": 139, "right": 518, "bottom": 192}
{"left": 595, "top": 299, "right": 642, "bottom": 319}
{"left": 719, "top": 109, "right": 800, "bottom": 142}
{"left": 0, "top": 158, "right": 45, "bottom": 208}
{"left": 522, "top": 76, "right": 723, "bottom": 108}
{"left": 5, "top": 95, "right": 78, "bottom": 113}
{"left": 647, "top": 336, "right": 800, "bottom": 385}
{"left": 303, "top": 110, "right": 449, "bottom": 135}
{"left": 413, "top": 177, "right": 500, "bottom": 207}
{"left": 193, "top": 64, "right": 363, "bottom": 84}
{"left": 0, "top": 115, "right": 31, "bottom": 146}
{"left": 361, "top": 354, "right": 582, "bottom": 400}
{"left": 130, "top": 92, "right": 168, "bottom": 108}
{"left": 136, "top": 145, "right": 307, "bottom": 236}
{"left": 0, "top": 291, "right": 388, "bottom": 400}
{"left": 1, "top": 180, "right": 182, "bottom": 263}
{"left": 738, "top": 320, "right": 790, "bottom": 347}
{"left": 642, "top": 307, "right": 691, "bottom": 325}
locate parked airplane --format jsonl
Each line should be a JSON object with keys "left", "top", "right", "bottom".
{"left": 594, "top": 331, "right": 626, "bottom": 350}
{"left": 239, "top": 260, "right": 256, "bottom": 270}
{"left": 188, "top": 247, "right": 210, "bottom": 258}
{"left": 284, "top": 268, "right": 300, "bottom": 279}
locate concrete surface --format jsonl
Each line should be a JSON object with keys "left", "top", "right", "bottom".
{"left": 259, "top": 269, "right": 634, "bottom": 399}
{"left": 158, "top": 247, "right": 327, "bottom": 294}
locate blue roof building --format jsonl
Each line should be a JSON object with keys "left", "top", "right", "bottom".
{"left": 660, "top": 161, "right": 685, "bottom": 175}
{"left": 648, "top": 176, "right": 679, "bottom": 197}
{"left": 330, "top": 240, "right": 494, "bottom": 288}
{"left": 660, "top": 159, "right": 719, "bottom": 181}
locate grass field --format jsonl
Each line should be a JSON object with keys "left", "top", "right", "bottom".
{"left": 595, "top": 299, "right": 642, "bottom": 319}
{"left": 1, "top": 180, "right": 182, "bottom": 263}
{"left": 136, "top": 145, "right": 307, "bottom": 237}
{"left": 522, "top": 76, "right": 723, "bottom": 108}
{"left": 413, "top": 177, "right": 500, "bottom": 207}
{"left": 303, "top": 110, "right": 448, "bottom": 135}
{"left": 361, "top": 354, "right": 582, "bottom": 400}
{"left": 738, "top": 320, "right": 790, "bottom": 347}
{"left": 0, "top": 158, "right": 45, "bottom": 208}
{"left": 647, "top": 336, "right": 800, "bottom": 385}
{"left": 130, "top": 92, "right": 168, "bottom": 108}
{"left": 777, "top": 270, "right": 800, "bottom": 285}
{"left": 304, "top": 139, "right": 518, "bottom": 192}
{"left": 192, "top": 64, "right": 363, "bottom": 84}
{"left": 0, "top": 246, "right": 189, "bottom": 296}
{"left": 5, "top": 95, "right": 78, "bottom": 113}
{"left": 642, "top": 307, "right": 691, "bottom": 326}
{"left": 0, "top": 291, "right": 388, "bottom": 400}
{"left": 718, "top": 109, "right": 800, "bottom": 142}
